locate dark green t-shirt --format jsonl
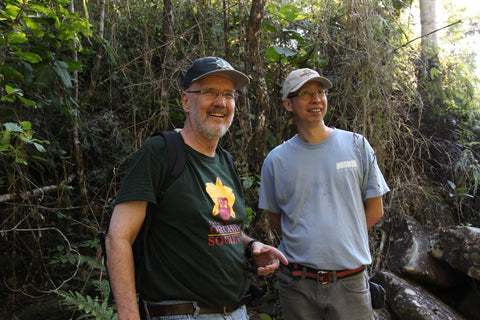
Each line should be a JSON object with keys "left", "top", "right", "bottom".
{"left": 115, "top": 134, "right": 249, "bottom": 306}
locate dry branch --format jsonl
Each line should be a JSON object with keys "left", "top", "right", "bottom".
{"left": 393, "top": 20, "right": 462, "bottom": 52}
{"left": 0, "top": 174, "right": 75, "bottom": 203}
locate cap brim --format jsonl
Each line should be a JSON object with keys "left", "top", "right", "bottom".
{"left": 291, "top": 76, "right": 332, "bottom": 93}
{"left": 191, "top": 70, "right": 250, "bottom": 89}
{"left": 283, "top": 76, "right": 332, "bottom": 100}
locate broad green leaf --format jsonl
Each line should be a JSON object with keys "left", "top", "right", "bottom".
{"left": 28, "top": 4, "right": 57, "bottom": 16}
{"left": 4, "top": 122, "right": 23, "bottom": 133}
{"left": 1, "top": 96, "right": 15, "bottom": 102}
{"left": 57, "top": 27, "right": 75, "bottom": 41}
{"left": 63, "top": 59, "right": 83, "bottom": 72}
{"left": 273, "top": 46, "right": 297, "bottom": 57}
{"left": 25, "top": 19, "right": 45, "bottom": 38}
{"left": 279, "top": 5, "right": 307, "bottom": 22}
{"left": 19, "top": 135, "right": 33, "bottom": 144}
{"left": 20, "top": 121, "right": 32, "bottom": 131}
{"left": 33, "top": 142, "right": 46, "bottom": 153}
{"left": 262, "top": 20, "right": 278, "bottom": 34}
{"left": 8, "top": 32, "right": 28, "bottom": 44}
{"left": 11, "top": 51, "right": 42, "bottom": 63}
{"left": 5, "top": 85, "right": 15, "bottom": 94}
{"left": 5, "top": 4, "right": 21, "bottom": 19}
{"left": 265, "top": 47, "right": 281, "bottom": 62}
{"left": 19, "top": 96, "right": 37, "bottom": 107}
{"left": 15, "top": 156, "right": 27, "bottom": 165}
{"left": 53, "top": 61, "right": 72, "bottom": 88}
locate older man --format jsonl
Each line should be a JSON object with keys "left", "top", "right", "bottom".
{"left": 106, "top": 57, "right": 287, "bottom": 320}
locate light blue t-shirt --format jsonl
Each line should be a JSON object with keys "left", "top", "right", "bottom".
{"left": 259, "top": 129, "right": 389, "bottom": 270}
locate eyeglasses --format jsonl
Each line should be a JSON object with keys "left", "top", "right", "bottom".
{"left": 288, "top": 89, "right": 327, "bottom": 100}
{"left": 186, "top": 88, "right": 238, "bottom": 100}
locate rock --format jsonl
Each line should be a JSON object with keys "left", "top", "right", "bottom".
{"left": 371, "top": 271, "right": 466, "bottom": 320}
{"left": 373, "top": 308, "right": 392, "bottom": 320}
{"left": 431, "top": 226, "right": 480, "bottom": 280}
{"left": 387, "top": 215, "right": 456, "bottom": 287}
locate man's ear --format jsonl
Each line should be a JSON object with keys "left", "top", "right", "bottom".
{"left": 283, "top": 98, "right": 292, "bottom": 112}
{"left": 181, "top": 92, "right": 190, "bottom": 112}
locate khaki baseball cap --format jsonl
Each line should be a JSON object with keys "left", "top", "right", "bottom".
{"left": 282, "top": 68, "right": 332, "bottom": 100}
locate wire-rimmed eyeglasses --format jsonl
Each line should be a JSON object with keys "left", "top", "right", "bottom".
{"left": 288, "top": 89, "right": 327, "bottom": 100}
{"left": 186, "top": 88, "right": 238, "bottom": 100}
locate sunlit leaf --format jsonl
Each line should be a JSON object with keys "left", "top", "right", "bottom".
{"left": 20, "top": 121, "right": 32, "bottom": 131}
{"left": 4, "top": 4, "right": 21, "bottom": 19}
{"left": 4, "top": 122, "right": 23, "bottom": 132}
{"left": 11, "top": 51, "right": 42, "bottom": 63}
{"left": 8, "top": 31, "right": 28, "bottom": 44}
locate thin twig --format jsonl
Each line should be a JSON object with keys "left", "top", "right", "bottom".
{"left": 2, "top": 227, "right": 81, "bottom": 296}
{"left": 393, "top": 20, "right": 462, "bottom": 52}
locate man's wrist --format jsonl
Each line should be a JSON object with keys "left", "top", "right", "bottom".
{"left": 245, "top": 239, "right": 258, "bottom": 260}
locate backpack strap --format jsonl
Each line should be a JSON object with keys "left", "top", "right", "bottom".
{"left": 153, "top": 131, "right": 186, "bottom": 201}
{"left": 142, "top": 130, "right": 185, "bottom": 271}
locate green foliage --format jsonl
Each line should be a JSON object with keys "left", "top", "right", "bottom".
{"left": 57, "top": 280, "right": 118, "bottom": 320}
{"left": 0, "top": 0, "right": 91, "bottom": 190}
{"left": 1, "top": 120, "right": 49, "bottom": 164}
{"left": 259, "top": 313, "right": 272, "bottom": 320}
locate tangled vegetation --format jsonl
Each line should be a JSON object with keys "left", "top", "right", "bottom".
{"left": 1, "top": 0, "right": 479, "bottom": 318}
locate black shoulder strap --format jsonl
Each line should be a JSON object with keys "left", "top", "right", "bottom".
{"left": 153, "top": 130, "right": 186, "bottom": 200}
{"left": 143, "top": 130, "right": 185, "bottom": 271}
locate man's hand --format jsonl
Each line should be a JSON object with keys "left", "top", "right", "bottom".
{"left": 251, "top": 242, "right": 288, "bottom": 276}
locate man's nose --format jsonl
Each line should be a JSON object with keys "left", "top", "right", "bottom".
{"left": 311, "top": 92, "right": 322, "bottom": 102}
{"left": 213, "top": 94, "right": 227, "bottom": 105}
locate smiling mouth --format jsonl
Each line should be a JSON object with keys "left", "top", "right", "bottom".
{"left": 209, "top": 112, "right": 226, "bottom": 118}
{"left": 309, "top": 108, "right": 322, "bottom": 113}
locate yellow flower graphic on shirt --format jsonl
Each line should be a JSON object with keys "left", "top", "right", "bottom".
{"left": 206, "top": 177, "right": 236, "bottom": 220}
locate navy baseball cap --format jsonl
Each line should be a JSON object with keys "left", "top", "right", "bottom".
{"left": 183, "top": 57, "right": 249, "bottom": 90}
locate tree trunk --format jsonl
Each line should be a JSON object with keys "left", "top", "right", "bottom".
{"left": 70, "top": 0, "right": 88, "bottom": 218}
{"left": 420, "top": 0, "right": 438, "bottom": 53}
{"left": 223, "top": 0, "right": 231, "bottom": 60}
{"left": 417, "top": 0, "right": 441, "bottom": 123}
{"left": 158, "top": 0, "right": 174, "bottom": 129}
{"left": 246, "top": 0, "right": 269, "bottom": 172}
{"left": 235, "top": 0, "right": 252, "bottom": 173}
{"left": 87, "top": 0, "right": 105, "bottom": 98}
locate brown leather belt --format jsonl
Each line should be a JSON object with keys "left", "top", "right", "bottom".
{"left": 290, "top": 263, "right": 365, "bottom": 282}
{"left": 145, "top": 295, "right": 250, "bottom": 317}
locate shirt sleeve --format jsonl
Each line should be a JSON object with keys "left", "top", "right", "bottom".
{"left": 362, "top": 138, "right": 390, "bottom": 200}
{"left": 115, "top": 136, "right": 168, "bottom": 206}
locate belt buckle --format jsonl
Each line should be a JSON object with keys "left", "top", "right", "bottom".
{"left": 223, "top": 305, "right": 231, "bottom": 316}
{"left": 192, "top": 301, "right": 200, "bottom": 317}
{"left": 317, "top": 270, "right": 328, "bottom": 284}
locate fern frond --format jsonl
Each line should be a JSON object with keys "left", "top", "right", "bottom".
{"left": 57, "top": 290, "right": 118, "bottom": 320}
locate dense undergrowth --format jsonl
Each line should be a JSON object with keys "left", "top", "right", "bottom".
{"left": 1, "top": 0, "right": 479, "bottom": 318}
